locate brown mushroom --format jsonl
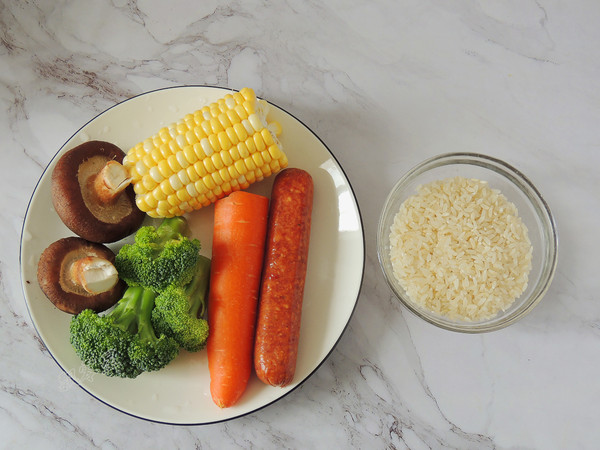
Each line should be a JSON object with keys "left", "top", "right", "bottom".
{"left": 37, "top": 237, "right": 125, "bottom": 314}
{"left": 52, "top": 140, "right": 145, "bottom": 243}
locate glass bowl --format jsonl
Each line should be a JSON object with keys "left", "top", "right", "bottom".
{"left": 377, "top": 153, "right": 558, "bottom": 333}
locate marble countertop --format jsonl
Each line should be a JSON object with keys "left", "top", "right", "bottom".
{"left": 2, "top": 1, "right": 599, "bottom": 448}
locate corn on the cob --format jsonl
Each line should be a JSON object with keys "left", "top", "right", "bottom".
{"left": 122, "top": 88, "right": 288, "bottom": 218}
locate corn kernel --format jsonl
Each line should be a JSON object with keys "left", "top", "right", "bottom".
{"left": 177, "top": 169, "right": 190, "bottom": 186}
{"left": 145, "top": 193, "right": 158, "bottom": 208}
{"left": 217, "top": 113, "right": 231, "bottom": 130}
{"left": 200, "top": 138, "right": 214, "bottom": 157}
{"left": 208, "top": 134, "right": 221, "bottom": 153}
{"left": 242, "top": 119, "right": 254, "bottom": 135}
{"left": 235, "top": 104, "right": 248, "bottom": 120}
{"left": 175, "top": 151, "right": 190, "bottom": 169}
{"left": 194, "top": 125, "right": 207, "bottom": 141}
{"left": 218, "top": 131, "right": 232, "bottom": 151}
{"left": 203, "top": 157, "right": 215, "bottom": 174}
{"left": 226, "top": 109, "right": 240, "bottom": 125}
{"left": 167, "top": 194, "right": 179, "bottom": 207}
{"left": 222, "top": 181, "right": 232, "bottom": 194}
{"left": 157, "top": 200, "right": 170, "bottom": 214}
{"left": 244, "top": 156, "right": 256, "bottom": 171}
{"left": 248, "top": 113, "right": 264, "bottom": 132}
{"left": 135, "top": 196, "right": 150, "bottom": 212}
{"left": 153, "top": 188, "right": 167, "bottom": 201}
{"left": 210, "top": 117, "right": 223, "bottom": 134}
{"left": 159, "top": 143, "right": 172, "bottom": 159}
{"left": 252, "top": 152, "right": 264, "bottom": 167}
{"left": 234, "top": 159, "right": 248, "bottom": 175}
{"left": 220, "top": 150, "right": 232, "bottom": 167}
{"left": 219, "top": 167, "right": 231, "bottom": 183}
{"left": 253, "top": 133, "right": 266, "bottom": 152}
{"left": 261, "top": 149, "right": 272, "bottom": 164}
{"left": 160, "top": 179, "right": 175, "bottom": 195}
{"left": 176, "top": 189, "right": 191, "bottom": 202}
{"left": 268, "top": 144, "right": 282, "bottom": 160}
{"left": 211, "top": 171, "right": 223, "bottom": 186}
{"left": 195, "top": 179, "right": 208, "bottom": 194}
{"left": 201, "top": 120, "right": 212, "bottom": 136}
{"left": 229, "top": 146, "right": 240, "bottom": 161}
{"left": 167, "top": 154, "right": 182, "bottom": 172}
{"left": 142, "top": 175, "right": 158, "bottom": 191}
{"left": 133, "top": 181, "right": 146, "bottom": 195}
{"left": 261, "top": 128, "right": 275, "bottom": 146}
{"left": 187, "top": 165, "right": 200, "bottom": 182}
{"left": 226, "top": 126, "right": 239, "bottom": 146}
{"left": 135, "top": 160, "right": 148, "bottom": 176}
{"left": 211, "top": 153, "right": 224, "bottom": 170}
{"left": 169, "top": 173, "right": 183, "bottom": 191}
{"left": 227, "top": 164, "right": 240, "bottom": 179}
{"left": 176, "top": 122, "right": 188, "bottom": 135}
{"left": 135, "top": 145, "right": 146, "bottom": 160}
{"left": 183, "top": 145, "right": 198, "bottom": 164}
{"left": 232, "top": 92, "right": 245, "bottom": 105}
{"left": 245, "top": 136, "right": 256, "bottom": 154}
{"left": 185, "top": 130, "right": 199, "bottom": 145}
{"left": 186, "top": 183, "right": 199, "bottom": 198}
{"left": 194, "top": 160, "right": 207, "bottom": 177}
{"left": 202, "top": 174, "right": 216, "bottom": 190}
{"left": 157, "top": 160, "right": 173, "bottom": 178}
{"left": 237, "top": 141, "right": 250, "bottom": 158}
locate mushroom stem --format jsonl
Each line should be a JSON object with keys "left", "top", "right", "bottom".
{"left": 93, "top": 160, "right": 132, "bottom": 203}
{"left": 70, "top": 256, "right": 119, "bottom": 294}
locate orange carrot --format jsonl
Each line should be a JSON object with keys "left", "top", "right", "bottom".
{"left": 207, "top": 191, "right": 269, "bottom": 408}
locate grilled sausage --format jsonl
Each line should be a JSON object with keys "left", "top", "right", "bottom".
{"left": 254, "top": 168, "right": 314, "bottom": 387}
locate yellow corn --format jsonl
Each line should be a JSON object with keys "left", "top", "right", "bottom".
{"left": 123, "top": 88, "right": 288, "bottom": 218}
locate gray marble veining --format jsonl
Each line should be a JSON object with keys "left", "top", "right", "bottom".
{"left": 2, "top": 0, "right": 599, "bottom": 448}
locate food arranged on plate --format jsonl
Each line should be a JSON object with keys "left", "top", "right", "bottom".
{"left": 36, "top": 88, "right": 315, "bottom": 408}
{"left": 51, "top": 140, "right": 145, "bottom": 243}
{"left": 123, "top": 87, "right": 288, "bottom": 218}
{"left": 37, "top": 237, "right": 124, "bottom": 314}
{"left": 254, "top": 168, "right": 314, "bottom": 387}
{"left": 388, "top": 176, "right": 533, "bottom": 322}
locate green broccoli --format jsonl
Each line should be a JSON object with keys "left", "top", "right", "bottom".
{"left": 115, "top": 217, "right": 202, "bottom": 292}
{"left": 70, "top": 286, "right": 179, "bottom": 378}
{"left": 152, "top": 255, "right": 211, "bottom": 352}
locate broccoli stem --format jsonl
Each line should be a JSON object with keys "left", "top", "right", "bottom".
{"left": 110, "top": 286, "right": 157, "bottom": 338}
{"left": 137, "top": 287, "right": 159, "bottom": 343}
{"left": 156, "top": 217, "right": 189, "bottom": 243}
{"left": 110, "top": 286, "right": 142, "bottom": 334}
{"left": 186, "top": 255, "right": 211, "bottom": 318}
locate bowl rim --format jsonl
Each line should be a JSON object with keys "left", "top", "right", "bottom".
{"left": 377, "top": 152, "right": 559, "bottom": 333}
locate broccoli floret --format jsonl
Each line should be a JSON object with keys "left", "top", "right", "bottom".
{"left": 115, "top": 217, "right": 202, "bottom": 292}
{"left": 70, "top": 286, "right": 179, "bottom": 378}
{"left": 152, "top": 255, "right": 211, "bottom": 352}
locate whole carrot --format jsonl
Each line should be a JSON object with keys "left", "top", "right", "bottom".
{"left": 207, "top": 191, "right": 269, "bottom": 408}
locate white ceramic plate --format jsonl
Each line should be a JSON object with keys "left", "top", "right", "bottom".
{"left": 19, "top": 86, "right": 365, "bottom": 424}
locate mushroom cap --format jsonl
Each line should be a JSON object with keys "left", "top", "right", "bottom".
{"left": 37, "top": 237, "right": 125, "bottom": 314}
{"left": 52, "top": 140, "right": 145, "bottom": 243}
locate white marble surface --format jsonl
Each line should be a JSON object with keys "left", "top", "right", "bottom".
{"left": 2, "top": 0, "right": 599, "bottom": 448}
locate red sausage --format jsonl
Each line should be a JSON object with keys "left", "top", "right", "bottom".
{"left": 254, "top": 168, "right": 314, "bottom": 387}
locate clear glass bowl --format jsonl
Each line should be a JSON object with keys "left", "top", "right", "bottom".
{"left": 377, "top": 153, "right": 558, "bottom": 333}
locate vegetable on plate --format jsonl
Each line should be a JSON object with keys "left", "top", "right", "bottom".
{"left": 207, "top": 190, "right": 269, "bottom": 408}
{"left": 51, "top": 140, "right": 145, "bottom": 243}
{"left": 69, "top": 285, "right": 179, "bottom": 378}
{"left": 122, "top": 87, "right": 288, "bottom": 218}
{"left": 37, "top": 237, "right": 124, "bottom": 314}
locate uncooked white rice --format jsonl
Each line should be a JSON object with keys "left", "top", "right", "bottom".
{"left": 389, "top": 176, "right": 533, "bottom": 321}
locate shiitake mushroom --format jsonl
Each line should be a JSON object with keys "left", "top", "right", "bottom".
{"left": 52, "top": 140, "right": 145, "bottom": 243}
{"left": 37, "top": 237, "right": 125, "bottom": 314}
